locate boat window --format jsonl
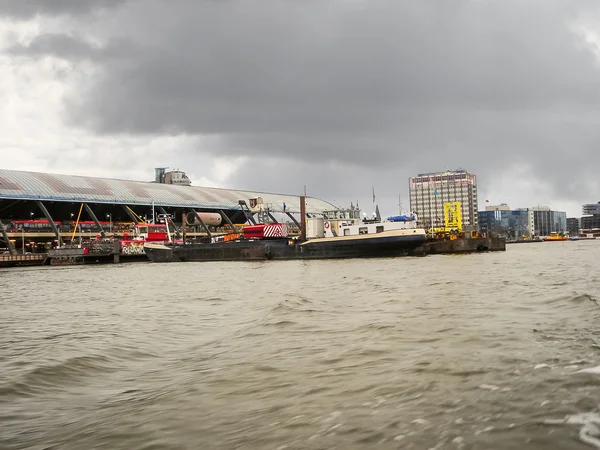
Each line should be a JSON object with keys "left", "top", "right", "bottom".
{"left": 376, "top": 226, "right": 384, "bottom": 233}
{"left": 359, "top": 227, "right": 368, "bottom": 235}
{"left": 344, "top": 229, "right": 351, "bottom": 236}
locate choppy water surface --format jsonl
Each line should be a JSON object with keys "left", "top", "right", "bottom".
{"left": 1, "top": 242, "right": 600, "bottom": 449}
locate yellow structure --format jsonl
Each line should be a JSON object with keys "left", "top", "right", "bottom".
{"left": 429, "top": 202, "right": 463, "bottom": 234}
{"left": 443, "top": 202, "right": 462, "bottom": 231}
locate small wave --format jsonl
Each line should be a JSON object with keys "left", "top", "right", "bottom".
{"left": 544, "top": 293, "right": 599, "bottom": 308}
{"left": 264, "top": 320, "right": 297, "bottom": 327}
{"left": 544, "top": 412, "right": 600, "bottom": 448}
{"left": 303, "top": 386, "right": 330, "bottom": 396}
{"left": 253, "top": 365, "right": 286, "bottom": 373}
{"left": 355, "top": 348, "right": 389, "bottom": 357}
{"left": 572, "top": 294, "right": 599, "bottom": 305}
{"left": 317, "top": 356, "right": 345, "bottom": 365}
{"left": 356, "top": 431, "right": 386, "bottom": 444}
{"left": 0, "top": 350, "right": 155, "bottom": 399}
{"left": 576, "top": 365, "right": 600, "bottom": 375}
{"left": 355, "top": 323, "right": 396, "bottom": 331}
{"left": 410, "top": 337, "right": 442, "bottom": 344}
{"left": 0, "top": 354, "right": 116, "bottom": 397}
{"left": 411, "top": 364, "right": 490, "bottom": 378}
{"left": 451, "top": 369, "right": 490, "bottom": 376}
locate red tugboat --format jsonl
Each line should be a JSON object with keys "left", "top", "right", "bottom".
{"left": 120, "top": 223, "right": 178, "bottom": 256}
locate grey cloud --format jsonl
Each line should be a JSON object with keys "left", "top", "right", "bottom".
{"left": 0, "top": 0, "right": 126, "bottom": 18}
{"left": 4, "top": 0, "right": 600, "bottom": 212}
{"left": 69, "top": 0, "right": 600, "bottom": 135}
{"left": 8, "top": 33, "right": 134, "bottom": 61}
{"left": 9, "top": 34, "right": 101, "bottom": 60}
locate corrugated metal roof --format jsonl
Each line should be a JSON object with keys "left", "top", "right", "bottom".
{"left": 0, "top": 169, "right": 337, "bottom": 214}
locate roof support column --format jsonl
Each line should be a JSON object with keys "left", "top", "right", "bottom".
{"left": 237, "top": 200, "right": 257, "bottom": 225}
{"left": 0, "top": 219, "right": 17, "bottom": 255}
{"left": 219, "top": 210, "right": 238, "bottom": 234}
{"left": 83, "top": 203, "right": 106, "bottom": 238}
{"left": 35, "top": 200, "right": 63, "bottom": 247}
{"left": 190, "top": 209, "right": 212, "bottom": 238}
{"left": 285, "top": 212, "right": 301, "bottom": 229}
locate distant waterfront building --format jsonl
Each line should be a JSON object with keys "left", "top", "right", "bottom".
{"left": 154, "top": 167, "right": 192, "bottom": 186}
{"left": 409, "top": 169, "right": 478, "bottom": 230}
{"left": 581, "top": 201, "right": 600, "bottom": 236}
{"left": 478, "top": 205, "right": 566, "bottom": 238}
{"left": 478, "top": 206, "right": 534, "bottom": 239}
{"left": 582, "top": 202, "right": 600, "bottom": 215}
{"left": 581, "top": 214, "right": 600, "bottom": 231}
{"left": 566, "top": 217, "right": 580, "bottom": 237}
{"left": 485, "top": 203, "right": 511, "bottom": 212}
{"left": 531, "top": 207, "right": 567, "bottom": 236}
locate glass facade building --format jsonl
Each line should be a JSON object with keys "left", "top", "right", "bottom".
{"left": 479, "top": 206, "right": 566, "bottom": 238}
{"left": 478, "top": 209, "right": 533, "bottom": 239}
{"left": 532, "top": 208, "right": 567, "bottom": 236}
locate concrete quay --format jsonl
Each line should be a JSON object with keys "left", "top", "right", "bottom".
{"left": 411, "top": 236, "right": 506, "bottom": 256}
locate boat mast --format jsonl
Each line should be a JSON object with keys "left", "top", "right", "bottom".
{"left": 372, "top": 186, "right": 376, "bottom": 218}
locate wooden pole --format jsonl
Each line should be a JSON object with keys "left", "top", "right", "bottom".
{"left": 300, "top": 195, "right": 307, "bottom": 241}
{"left": 182, "top": 211, "right": 187, "bottom": 245}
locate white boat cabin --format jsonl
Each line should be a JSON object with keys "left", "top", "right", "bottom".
{"left": 316, "top": 207, "right": 422, "bottom": 238}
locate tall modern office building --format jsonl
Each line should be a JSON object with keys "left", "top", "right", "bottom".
{"left": 531, "top": 206, "right": 567, "bottom": 236}
{"left": 409, "top": 169, "right": 478, "bottom": 230}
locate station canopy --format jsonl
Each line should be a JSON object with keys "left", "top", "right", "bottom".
{"left": 0, "top": 169, "right": 336, "bottom": 215}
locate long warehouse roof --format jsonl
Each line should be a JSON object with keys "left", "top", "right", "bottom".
{"left": 0, "top": 169, "right": 337, "bottom": 214}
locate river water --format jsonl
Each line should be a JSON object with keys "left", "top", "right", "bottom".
{"left": 1, "top": 242, "right": 600, "bottom": 449}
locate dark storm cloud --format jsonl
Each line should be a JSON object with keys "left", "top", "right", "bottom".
{"left": 5, "top": 0, "right": 600, "bottom": 210}
{"left": 70, "top": 0, "right": 600, "bottom": 138}
{"left": 0, "top": 0, "right": 126, "bottom": 18}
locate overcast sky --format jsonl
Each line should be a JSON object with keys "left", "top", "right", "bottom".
{"left": 1, "top": 0, "right": 599, "bottom": 217}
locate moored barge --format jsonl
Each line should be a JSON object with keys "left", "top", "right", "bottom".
{"left": 144, "top": 199, "right": 427, "bottom": 262}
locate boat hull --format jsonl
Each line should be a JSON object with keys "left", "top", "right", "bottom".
{"left": 144, "top": 231, "right": 427, "bottom": 263}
